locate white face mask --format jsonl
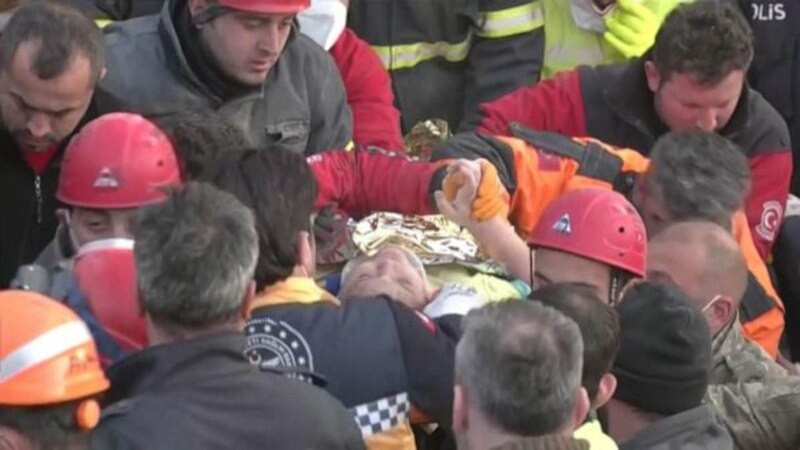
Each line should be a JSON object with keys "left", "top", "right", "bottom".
{"left": 297, "top": 0, "right": 348, "bottom": 51}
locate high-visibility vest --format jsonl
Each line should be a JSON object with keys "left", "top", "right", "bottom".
{"left": 539, "top": 0, "right": 625, "bottom": 79}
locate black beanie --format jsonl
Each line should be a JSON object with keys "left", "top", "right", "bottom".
{"left": 612, "top": 282, "right": 712, "bottom": 416}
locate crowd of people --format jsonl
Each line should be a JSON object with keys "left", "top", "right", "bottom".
{"left": 0, "top": 0, "right": 799, "bottom": 449}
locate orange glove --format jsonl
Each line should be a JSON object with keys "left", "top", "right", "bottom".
{"left": 442, "top": 160, "right": 510, "bottom": 221}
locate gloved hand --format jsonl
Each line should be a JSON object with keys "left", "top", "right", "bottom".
{"left": 313, "top": 205, "right": 354, "bottom": 264}
{"left": 441, "top": 159, "right": 510, "bottom": 222}
{"left": 604, "top": 0, "right": 689, "bottom": 59}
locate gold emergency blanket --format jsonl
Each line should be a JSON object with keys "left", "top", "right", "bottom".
{"left": 350, "top": 212, "right": 504, "bottom": 275}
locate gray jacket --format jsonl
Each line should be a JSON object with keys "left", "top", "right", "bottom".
{"left": 101, "top": 0, "right": 352, "bottom": 155}
{"left": 620, "top": 405, "right": 733, "bottom": 450}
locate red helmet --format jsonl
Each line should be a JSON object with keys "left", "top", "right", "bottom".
{"left": 218, "top": 0, "right": 310, "bottom": 14}
{"left": 528, "top": 188, "right": 647, "bottom": 277}
{"left": 57, "top": 113, "right": 181, "bottom": 209}
{"left": 72, "top": 239, "right": 147, "bottom": 357}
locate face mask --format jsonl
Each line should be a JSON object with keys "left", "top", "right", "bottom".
{"left": 297, "top": 0, "right": 347, "bottom": 51}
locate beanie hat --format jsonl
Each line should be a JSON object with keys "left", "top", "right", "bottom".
{"left": 612, "top": 282, "right": 712, "bottom": 416}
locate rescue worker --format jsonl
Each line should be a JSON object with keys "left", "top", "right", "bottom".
{"left": 28, "top": 112, "right": 181, "bottom": 274}
{"left": 441, "top": 183, "right": 646, "bottom": 305}
{"left": 201, "top": 148, "right": 460, "bottom": 448}
{"left": 0, "top": 290, "right": 110, "bottom": 450}
{"left": 739, "top": 0, "right": 800, "bottom": 361}
{"left": 455, "top": 0, "right": 689, "bottom": 130}
{"left": 346, "top": 0, "right": 543, "bottom": 132}
{"left": 0, "top": 1, "right": 124, "bottom": 288}
{"left": 299, "top": 0, "right": 404, "bottom": 150}
{"left": 648, "top": 221, "right": 800, "bottom": 449}
{"left": 91, "top": 182, "right": 365, "bottom": 449}
{"left": 100, "top": 0, "right": 353, "bottom": 155}
{"left": 12, "top": 113, "right": 181, "bottom": 365}
{"left": 432, "top": 129, "right": 784, "bottom": 358}
{"left": 475, "top": 2, "right": 792, "bottom": 260}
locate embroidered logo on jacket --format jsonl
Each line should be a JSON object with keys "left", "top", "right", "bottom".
{"left": 245, "top": 317, "right": 314, "bottom": 382}
{"left": 756, "top": 200, "right": 783, "bottom": 242}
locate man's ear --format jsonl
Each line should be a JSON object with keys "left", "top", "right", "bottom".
{"left": 571, "top": 387, "right": 591, "bottom": 432}
{"left": 644, "top": 61, "right": 661, "bottom": 93}
{"left": 707, "top": 295, "right": 735, "bottom": 334}
{"left": 593, "top": 373, "right": 618, "bottom": 409}
{"left": 295, "top": 231, "right": 314, "bottom": 277}
{"left": 452, "top": 385, "right": 468, "bottom": 434}
{"left": 240, "top": 280, "right": 256, "bottom": 320}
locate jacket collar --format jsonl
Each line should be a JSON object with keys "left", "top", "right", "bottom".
{"left": 603, "top": 58, "right": 753, "bottom": 142}
{"left": 104, "top": 331, "right": 248, "bottom": 405}
{"left": 158, "top": 0, "right": 217, "bottom": 100}
{"left": 621, "top": 404, "right": 729, "bottom": 449}
{"left": 250, "top": 276, "right": 339, "bottom": 312}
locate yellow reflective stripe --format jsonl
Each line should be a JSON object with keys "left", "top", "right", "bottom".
{"left": 95, "top": 18, "right": 114, "bottom": 29}
{"left": 372, "top": 34, "right": 472, "bottom": 71}
{"left": 476, "top": 1, "right": 544, "bottom": 38}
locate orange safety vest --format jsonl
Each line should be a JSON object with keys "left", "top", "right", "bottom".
{"left": 494, "top": 130, "right": 784, "bottom": 358}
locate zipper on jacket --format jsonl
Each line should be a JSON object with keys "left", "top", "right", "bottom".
{"left": 34, "top": 174, "right": 42, "bottom": 224}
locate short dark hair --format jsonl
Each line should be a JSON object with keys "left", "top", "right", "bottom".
{"left": 531, "top": 283, "right": 619, "bottom": 404}
{"left": 201, "top": 149, "right": 318, "bottom": 290}
{"left": 0, "top": 400, "right": 89, "bottom": 449}
{"left": 456, "top": 301, "right": 584, "bottom": 436}
{"left": 652, "top": 2, "right": 753, "bottom": 85}
{"left": 134, "top": 182, "right": 258, "bottom": 328}
{"left": 153, "top": 109, "right": 248, "bottom": 180}
{"left": 0, "top": 0, "right": 105, "bottom": 82}
{"left": 649, "top": 131, "right": 750, "bottom": 229}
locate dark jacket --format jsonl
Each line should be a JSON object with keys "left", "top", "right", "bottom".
{"left": 347, "top": 0, "right": 544, "bottom": 132}
{"left": 246, "top": 277, "right": 459, "bottom": 448}
{"left": 101, "top": 0, "right": 352, "bottom": 155}
{"left": 740, "top": 0, "right": 800, "bottom": 194}
{"left": 0, "top": 88, "right": 124, "bottom": 288}
{"left": 620, "top": 405, "right": 733, "bottom": 450}
{"left": 477, "top": 58, "right": 793, "bottom": 260}
{"left": 91, "top": 332, "right": 364, "bottom": 449}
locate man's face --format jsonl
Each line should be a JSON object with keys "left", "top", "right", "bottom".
{"left": 339, "top": 247, "right": 429, "bottom": 310}
{"left": 66, "top": 207, "right": 139, "bottom": 248}
{"left": 646, "top": 63, "right": 745, "bottom": 133}
{"left": 534, "top": 247, "right": 612, "bottom": 303}
{"left": 0, "top": 41, "right": 95, "bottom": 152}
{"left": 197, "top": 6, "right": 293, "bottom": 86}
